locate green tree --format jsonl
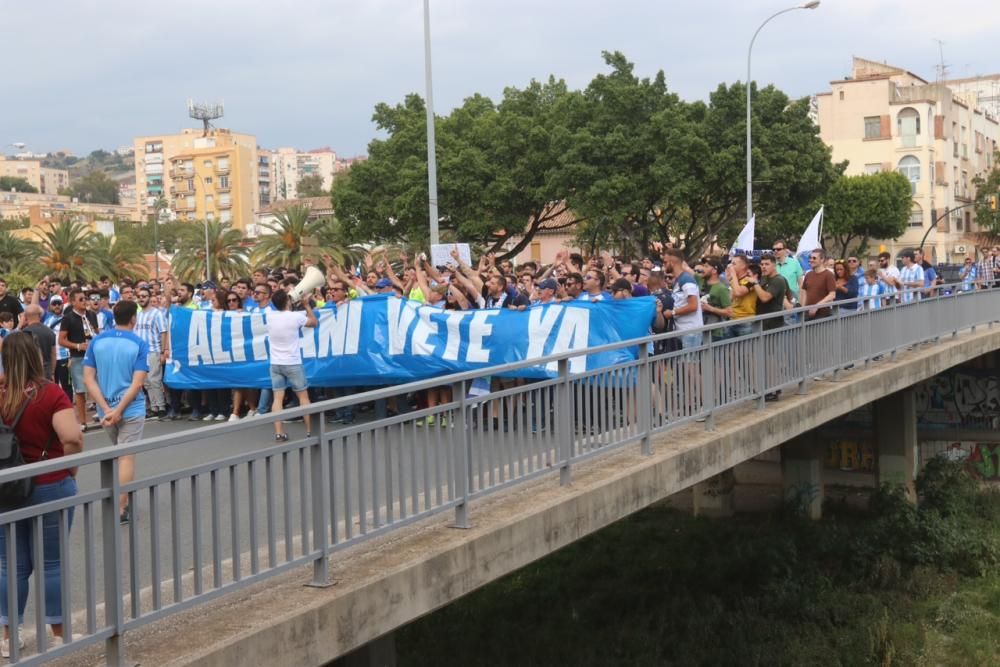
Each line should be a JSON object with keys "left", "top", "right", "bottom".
{"left": 34, "top": 219, "right": 105, "bottom": 282}
{"left": 0, "top": 215, "right": 30, "bottom": 231}
{"left": 295, "top": 174, "right": 327, "bottom": 198}
{"left": 62, "top": 169, "right": 120, "bottom": 204}
{"left": 333, "top": 76, "right": 582, "bottom": 256}
{"left": 0, "top": 176, "right": 38, "bottom": 193}
{"left": 821, "top": 171, "right": 912, "bottom": 257}
{"left": 170, "top": 220, "right": 250, "bottom": 283}
{"left": 89, "top": 234, "right": 149, "bottom": 282}
{"left": 972, "top": 152, "right": 1000, "bottom": 234}
{"left": 0, "top": 231, "right": 41, "bottom": 276}
{"left": 562, "top": 54, "right": 842, "bottom": 258}
{"left": 251, "top": 203, "right": 361, "bottom": 271}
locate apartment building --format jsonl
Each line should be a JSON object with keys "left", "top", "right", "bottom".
{"left": 264, "top": 147, "right": 337, "bottom": 200}
{"left": 133, "top": 128, "right": 259, "bottom": 230}
{"left": 816, "top": 57, "right": 1000, "bottom": 263}
{"left": 0, "top": 156, "right": 70, "bottom": 194}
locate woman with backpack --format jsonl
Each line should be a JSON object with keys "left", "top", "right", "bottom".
{"left": 0, "top": 331, "right": 83, "bottom": 657}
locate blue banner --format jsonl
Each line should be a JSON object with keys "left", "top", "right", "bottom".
{"left": 163, "top": 295, "right": 656, "bottom": 389}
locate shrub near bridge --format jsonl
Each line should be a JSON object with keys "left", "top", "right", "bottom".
{"left": 397, "top": 460, "right": 1000, "bottom": 666}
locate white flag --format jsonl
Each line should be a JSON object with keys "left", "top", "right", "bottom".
{"left": 796, "top": 206, "right": 824, "bottom": 257}
{"left": 731, "top": 215, "right": 755, "bottom": 254}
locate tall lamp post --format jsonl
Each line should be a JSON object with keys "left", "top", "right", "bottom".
{"left": 746, "top": 1, "right": 820, "bottom": 224}
{"left": 423, "top": 0, "right": 440, "bottom": 245}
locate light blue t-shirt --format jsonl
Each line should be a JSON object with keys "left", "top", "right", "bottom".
{"left": 83, "top": 328, "right": 150, "bottom": 420}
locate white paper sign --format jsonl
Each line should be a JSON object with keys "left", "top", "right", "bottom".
{"left": 430, "top": 243, "right": 472, "bottom": 268}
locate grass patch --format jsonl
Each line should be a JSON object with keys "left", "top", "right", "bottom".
{"left": 396, "top": 460, "right": 1000, "bottom": 666}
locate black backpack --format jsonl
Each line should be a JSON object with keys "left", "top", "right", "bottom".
{"left": 0, "top": 396, "right": 54, "bottom": 511}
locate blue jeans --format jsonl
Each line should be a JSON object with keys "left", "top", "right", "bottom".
{"left": 0, "top": 476, "right": 77, "bottom": 625}
{"left": 257, "top": 388, "right": 272, "bottom": 415}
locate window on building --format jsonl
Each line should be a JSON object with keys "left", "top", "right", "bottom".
{"left": 219, "top": 175, "right": 230, "bottom": 189}
{"left": 908, "top": 204, "right": 923, "bottom": 228}
{"left": 864, "top": 117, "right": 882, "bottom": 139}
{"left": 206, "top": 212, "right": 215, "bottom": 221}
{"left": 205, "top": 176, "right": 213, "bottom": 185}
{"left": 187, "top": 178, "right": 194, "bottom": 192}
{"left": 897, "top": 107, "right": 920, "bottom": 137}
{"left": 864, "top": 163, "right": 883, "bottom": 175}
{"left": 203, "top": 160, "right": 213, "bottom": 168}
{"left": 839, "top": 90, "right": 844, "bottom": 101}
{"left": 962, "top": 170, "right": 968, "bottom": 197}
{"left": 205, "top": 195, "right": 214, "bottom": 208}
{"left": 897, "top": 155, "right": 920, "bottom": 194}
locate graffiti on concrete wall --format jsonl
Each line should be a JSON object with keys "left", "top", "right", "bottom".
{"left": 825, "top": 440, "right": 875, "bottom": 472}
{"left": 922, "top": 441, "right": 1000, "bottom": 481}
{"left": 915, "top": 371, "right": 1000, "bottom": 430}
{"left": 836, "top": 368, "right": 1000, "bottom": 431}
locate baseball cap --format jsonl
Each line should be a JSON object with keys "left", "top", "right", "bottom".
{"left": 538, "top": 278, "right": 558, "bottom": 291}
{"left": 50, "top": 296, "right": 63, "bottom": 305}
{"left": 198, "top": 280, "right": 218, "bottom": 290}
{"left": 375, "top": 278, "right": 393, "bottom": 289}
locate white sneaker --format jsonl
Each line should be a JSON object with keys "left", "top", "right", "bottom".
{"left": 1, "top": 635, "right": 25, "bottom": 658}
{"left": 214, "top": 414, "right": 226, "bottom": 421}
{"left": 228, "top": 414, "right": 240, "bottom": 422}
{"left": 247, "top": 409, "right": 257, "bottom": 418}
{"left": 202, "top": 414, "right": 214, "bottom": 421}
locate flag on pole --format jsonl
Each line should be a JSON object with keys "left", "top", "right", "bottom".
{"left": 731, "top": 215, "right": 755, "bottom": 255}
{"left": 796, "top": 206, "right": 824, "bottom": 257}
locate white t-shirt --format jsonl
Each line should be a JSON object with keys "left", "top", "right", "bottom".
{"left": 266, "top": 310, "right": 307, "bottom": 366}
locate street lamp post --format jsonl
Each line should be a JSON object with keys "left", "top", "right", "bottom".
{"left": 746, "top": 1, "right": 820, "bottom": 224}
{"left": 423, "top": 0, "right": 440, "bottom": 246}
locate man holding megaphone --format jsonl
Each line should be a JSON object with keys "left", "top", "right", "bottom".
{"left": 267, "top": 281, "right": 318, "bottom": 443}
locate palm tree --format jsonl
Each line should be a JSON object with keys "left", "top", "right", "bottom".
{"left": 0, "top": 231, "right": 41, "bottom": 276}
{"left": 90, "top": 234, "right": 149, "bottom": 283}
{"left": 171, "top": 220, "right": 250, "bottom": 283}
{"left": 34, "top": 219, "right": 105, "bottom": 282}
{"left": 251, "top": 203, "right": 362, "bottom": 271}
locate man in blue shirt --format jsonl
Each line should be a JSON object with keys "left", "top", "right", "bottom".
{"left": 83, "top": 300, "right": 149, "bottom": 524}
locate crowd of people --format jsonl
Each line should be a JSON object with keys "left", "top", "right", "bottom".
{"left": 0, "top": 241, "right": 989, "bottom": 433}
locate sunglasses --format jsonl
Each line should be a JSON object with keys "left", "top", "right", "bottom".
{"left": 226, "top": 298, "right": 240, "bottom": 303}
{"left": 772, "top": 247, "right": 784, "bottom": 252}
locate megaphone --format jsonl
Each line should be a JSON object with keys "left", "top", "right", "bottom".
{"left": 289, "top": 266, "right": 326, "bottom": 303}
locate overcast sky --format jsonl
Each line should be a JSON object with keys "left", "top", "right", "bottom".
{"left": 2, "top": 0, "right": 998, "bottom": 157}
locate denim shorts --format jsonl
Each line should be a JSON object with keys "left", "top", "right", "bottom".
{"left": 680, "top": 333, "right": 701, "bottom": 350}
{"left": 270, "top": 364, "right": 308, "bottom": 392}
{"left": 69, "top": 357, "right": 86, "bottom": 394}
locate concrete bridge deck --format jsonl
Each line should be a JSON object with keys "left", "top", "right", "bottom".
{"left": 50, "top": 320, "right": 1000, "bottom": 666}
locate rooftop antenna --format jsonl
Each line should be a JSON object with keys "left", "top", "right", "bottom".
{"left": 933, "top": 39, "right": 949, "bottom": 83}
{"left": 187, "top": 99, "right": 224, "bottom": 136}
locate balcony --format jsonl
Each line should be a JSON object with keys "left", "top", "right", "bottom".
{"left": 175, "top": 202, "right": 194, "bottom": 212}
{"left": 215, "top": 182, "right": 231, "bottom": 193}
{"left": 170, "top": 168, "right": 194, "bottom": 180}
{"left": 219, "top": 199, "right": 232, "bottom": 209}
{"left": 215, "top": 164, "right": 230, "bottom": 175}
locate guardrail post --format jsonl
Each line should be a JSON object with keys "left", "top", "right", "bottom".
{"left": 754, "top": 319, "right": 766, "bottom": 409}
{"left": 556, "top": 359, "right": 573, "bottom": 485}
{"left": 452, "top": 380, "right": 471, "bottom": 528}
{"left": 797, "top": 312, "right": 808, "bottom": 395}
{"left": 638, "top": 345, "right": 652, "bottom": 455}
{"left": 308, "top": 414, "right": 333, "bottom": 587}
{"left": 832, "top": 305, "right": 843, "bottom": 382}
{"left": 701, "top": 330, "right": 715, "bottom": 431}
{"left": 101, "top": 458, "right": 127, "bottom": 667}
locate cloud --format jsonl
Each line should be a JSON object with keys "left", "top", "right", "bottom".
{"left": 2, "top": 0, "right": 998, "bottom": 156}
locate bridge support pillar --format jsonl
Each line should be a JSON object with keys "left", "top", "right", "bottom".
{"left": 692, "top": 470, "right": 736, "bottom": 517}
{"left": 875, "top": 388, "right": 918, "bottom": 503}
{"left": 332, "top": 632, "right": 397, "bottom": 667}
{"left": 781, "top": 434, "right": 824, "bottom": 519}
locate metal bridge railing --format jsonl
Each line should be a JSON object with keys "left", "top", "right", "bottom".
{"left": 0, "top": 283, "right": 992, "bottom": 664}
